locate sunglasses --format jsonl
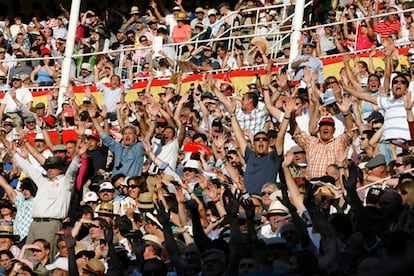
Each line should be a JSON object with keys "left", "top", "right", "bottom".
{"left": 128, "top": 185, "right": 138, "bottom": 189}
{"left": 261, "top": 191, "right": 273, "bottom": 196}
{"left": 395, "top": 163, "right": 404, "bottom": 167}
{"left": 325, "top": 81, "right": 337, "bottom": 85}
{"left": 254, "top": 137, "right": 269, "bottom": 142}
{"left": 392, "top": 79, "right": 408, "bottom": 85}
{"left": 183, "top": 168, "right": 197, "bottom": 173}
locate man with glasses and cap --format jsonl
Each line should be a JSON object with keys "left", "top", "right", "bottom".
{"left": 291, "top": 41, "right": 325, "bottom": 84}
{"left": 0, "top": 74, "right": 33, "bottom": 126}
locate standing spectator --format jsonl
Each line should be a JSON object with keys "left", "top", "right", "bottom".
{"left": 0, "top": 177, "right": 36, "bottom": 246}
{"left": 71, "top": 63, "right": 93, "bottom": 86}
{"left": 0, "top": 74, "right": 33, "bottom": 126}
{"left": 190, "top": 7, "right": 209, "bottom": 31}
{"left": 291, "top": 41, "right": 325, "bottom": 84}
{"left": 10, "top": 147, "right": 83, "bottom": 258}
{"left": 120, "top": 6, "right": 142, "bottom": 33}
{"left": 172, "top": 12, "right": 192, "bottom": 44}
{"left": 373, "top": 6, "right": 401, "bottom": 41}
{"left": 9, "top": 15, "right": 27, "bottom": 41}
{"left": 94, "top": 69, "right": 132, "bottom": 121}
{"left": 53, "top": 16, "right": 68, "bottom": 40}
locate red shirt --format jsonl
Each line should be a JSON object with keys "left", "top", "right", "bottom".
{"left": 374, "top": 20, "right": 400, "bottom": 38}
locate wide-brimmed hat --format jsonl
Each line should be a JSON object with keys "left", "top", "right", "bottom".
{"left": 52, "top": 144, "right": 67, "bottom": 152}
{"left": 3, "top": 118, "right": 16, "bottom": 127}
{"left": 82, "top": 259, "right": 105, "bottom": 276}
{"left": 45, "top": 257, "right": 68, "bottom": 272}
{"left": 143, "top": 234, "right": 163, "bottom": 249}
{"left": 0, "top": 225, "right": 20, "bottom": 241}
{"left": 176, "top": 12, "right": 190, "bottom": 21}
{"left": 97, "top": 202, "right": 116, "bottom": 217}
{"left": 130, "top": 6, "right": 140, "bottom": 15}
{"left": 267, "top": 200, "right": 289, "bottom": 216}
{"left": 75, "top": 242, "right": 95, "bottom": 259}
{"left": 250, "top": 37, "right": 268, "bottom": 53}
{"left": 42, "top": 157, "right": 65, "bottom": 170}
{"left": 147, "top": 16, "right": 158, "bottom": 24}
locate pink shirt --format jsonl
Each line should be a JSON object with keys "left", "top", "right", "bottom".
{"left": 172, "top": 24, "right": 192, "bottom": 43}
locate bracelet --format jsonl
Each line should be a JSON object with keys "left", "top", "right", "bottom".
{"left": 213, "top": 198, "right": 220, "bottom": 204}
{"left": 230, "top": 113, "right": 235, "bottom": 117}
{"left": 221, "top": 158, "right": 228, "bottom": 164}
{"left": 284, "top": 116, "right": 290, "bottom": 120}
{"left": 343, "top": 113, "right": 351, "bottom": 117}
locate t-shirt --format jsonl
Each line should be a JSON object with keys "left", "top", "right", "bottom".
{"left": 243, "top": 147, "right": 282, "bottom": 195}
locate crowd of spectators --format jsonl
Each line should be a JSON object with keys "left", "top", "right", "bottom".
{"left": 1, "top": 0, "right": 414, "bottom": 275}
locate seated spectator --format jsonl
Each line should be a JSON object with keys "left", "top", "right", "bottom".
{"left": 30, "top": 54, "right": 55, "bottom": 86}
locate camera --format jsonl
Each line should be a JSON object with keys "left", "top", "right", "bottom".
{"left": 79, "top": 110, "right": 89, "bottom": 121}
{"left": 115, "top": 162, "right": 123, "bottom": 170}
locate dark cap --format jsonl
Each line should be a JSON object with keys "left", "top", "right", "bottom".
{"left": 365, "top": 154, "right": 386, "bottom": 169}
{"left": 201, "top": 91, "right": 216, "bottom": 100}
{"left": 43, "top": 157, "right": 65, "bottom": 170}
{"left": 218, "top": 2, "right": 231, "bottom": 9}
{"left": 365, "top": 111, "right": 384, "bottom": 123}
{"left": 303, "top": 41, "right": 316, "bottom": 48}
{"left": 25, "top": 116, "right": 36, "bottom": 123}
{"left": 366, "top": 187, "right": 383, "bottom": 205}
{"left": 52, "top": 144, "right": 67, "bottom": 152}
{"left": 35, "top": 102, "right": 45, "bottom": 109}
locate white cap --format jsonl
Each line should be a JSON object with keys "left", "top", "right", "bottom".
{"left": 34, "top": 132, "right": 45, "bottom": 141}
{"left": 183, "top": 159, "right": 202, "bottom": 173}
{"left": 99, "top": 182, "right": 115, "bottom": 191}
{"left": 208, "top": 9, "right": 217, "bottom": 16}
{"left": 83, "top": 191, "right": 99, "bottom": 203}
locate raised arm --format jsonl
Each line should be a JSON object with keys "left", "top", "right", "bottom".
{"left": 0, "top": 175, "right": 17, "bottom": 204}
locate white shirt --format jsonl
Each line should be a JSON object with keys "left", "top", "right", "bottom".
{"left": 2, "top": 87, "right": 33, "bottom": 113}
{"left": 14, "top": 154, "right": 80, "bottom": 219}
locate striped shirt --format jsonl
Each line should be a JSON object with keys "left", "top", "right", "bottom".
{"left": 377, "top": 96, "right": 410, "bottom": 141}
{"left": 374, "top": 20, "right": 400, "bottom": 39}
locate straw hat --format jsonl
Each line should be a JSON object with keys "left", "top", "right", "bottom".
{"left": 97, "top": 202, "right": 116, "bottom": 216}
{"left": 176, "top": 12, "right": 190, "bottom": 21}
{"left": 251, "top": 37, "right": 268, "bottom": 53}
{"left": 0, "top": 225, "right": 20, "bottom": 241}
{"left": 130, "top": 6, "right": 140, "bottom": 15}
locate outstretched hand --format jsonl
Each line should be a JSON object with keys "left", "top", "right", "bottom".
{"left": 155, "top": 200, "right": 170, "bottom": 226}
{"left": 342, "top": 162, "right": 358, "bottom": 191}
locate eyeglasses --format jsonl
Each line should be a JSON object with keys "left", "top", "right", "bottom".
{"left": 395, "top": 163, "right": 404, "bottom": 167}
{"left": 303, "top": 45, "right": 313, "bottom": 48}
{"left": 261, "top": 191, "right": 273, "bottom": 196}
{"left": 392, "top": 79, "right": 408, "bottom": 85}
{"left": 183, "top": 168, "right": 197, "bottom": 173}
{"left": 254, "top": 137, "right": 269, "bottom": 142}
{"left": 143, "top": 66, "right": 149, "bottom": 69}
{"left": 375, "top": 70, "right": 384, "bottom": 74}
{"left": 128, "top": 185, "right": 138, "bottom": 189}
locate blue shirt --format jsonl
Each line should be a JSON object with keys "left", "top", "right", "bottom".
{"left": 243, "top": 147, "right": 283, "bottom": 195}
{"left": 101, "top": 132, "right": 145, "bottom": 177}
